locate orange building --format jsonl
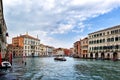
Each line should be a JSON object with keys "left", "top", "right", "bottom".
{"left": 80, "top": 37, "right": 88, "bottom": 58}
{"left": 7, "top": 44, "right": 23, "bottom": 58}
{"left": 10, "top": 33, "right": 40, "bottom": 57}
{"left": 74, "top": 41, "right": 81, "bottom": 57}
{"left": 12, "top": 34, "right": 40, "bottom": 47}
{"left": 12, "top": 36, "right": 24, "bottom": 47}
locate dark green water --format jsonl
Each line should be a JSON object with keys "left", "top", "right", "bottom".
{"left": 0, "top": 57, "right": 120, "bottom": 80}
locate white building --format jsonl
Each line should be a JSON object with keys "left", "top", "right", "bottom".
{"left": 12, "top": 33, "right": 40, "bottom": 57}
{"left": 46, "top": 46, "right": 54, "bottom": 56}
{"left": 88, "top": 25, "right": 120, "bottom": 60}
{"left": 23, "top": 34, "right": 40, "bottom": 57}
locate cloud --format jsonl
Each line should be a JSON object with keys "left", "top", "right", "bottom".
{"left": 73, "top": 35, "right": 87, "bottom": 42}
{"left": 3, "top": 0, "right": 120, "bottom": 48}
{"left": 72, "top": 22, "right": 85, "bottom": 33}
{"left": 51, "top": 24, "right": 73, "bottom": 34}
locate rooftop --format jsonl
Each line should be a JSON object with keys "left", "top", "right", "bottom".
{"left": 88, "top": 25, "right": 120, "bottom": 35}
{"left": 13, "top": 34, "right": 40, "bottom": 41}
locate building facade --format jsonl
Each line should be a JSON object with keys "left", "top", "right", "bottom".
{"left": 74, "top": 41, "right": 81, "bottom": 57}
{"left": 69, "top": 48, "right": 74, "bottom": 56}
{"left": 81, "top": 37, "right": 88, "bottom": 58}
{"left": 46, "top": 46, "right": 54, "bottom": 57}
{"left": 7, "top": 44, "right": 23, "bottom": 58}
{"left": 39, "top": 44, "right": 54, "bottom": 57}
{"left": 64, "top": 49, "right": 70, "bottom": 56}
{"left": 39, "top": 44, "right": 46, "bottom": 56}
{"left": 0, "top": 0, "right": 7, "bottom": 58}
{"left": 88, "top": 25, "right": 120, "bottom": 60}
{"left": 12, "top": 33, "right": 40, "bottom": 57}
{"left": 53, "top": 48, "right": 65, "bottom": 56}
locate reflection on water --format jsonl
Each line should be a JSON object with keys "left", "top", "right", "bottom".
{"left": 0, "top": 57, "right": 120, "bottom": 80}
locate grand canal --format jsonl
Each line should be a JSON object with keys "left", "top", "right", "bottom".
{"left": 0, "top": 57, "right": 120, "bottom": 80}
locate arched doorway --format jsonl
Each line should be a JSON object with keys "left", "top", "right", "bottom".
{"left": 113, "top": 52, "right": 118, "bottom": 61}
{"left": 90, "top": 53, "right": 93, "bottom": 59}
{"left": 107, "top": 53, "right": 110, "bottom": 60}
{"left": 13, "top": 51, "right": 15, "bottom": 58}
{"left": 83, "top": 54, "right": 85, "bottom": 58}
{"left": 95, "top": 53, "right": 98, "bottom": 59}
{"left": 101, "top": 52, "right": 105, "bottom": 60}
{"left": 32, "top": 53, "right": 34, "bottom": 57}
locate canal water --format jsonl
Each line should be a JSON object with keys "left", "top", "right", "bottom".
{"left": 0, "top": 57, "right": 120, "bottom": 80}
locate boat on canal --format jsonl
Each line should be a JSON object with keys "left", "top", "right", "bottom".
{"left": 1, "top": 61, "right": 12, "bottom": 68}
{"left": 54, "top": 57, "right": 66, "bottom": 61}
{"left": 54, "top": 49, "right": 66, "bottom": 61}
{"left": 0, "top": 52, "right": 12, "bottom": 70}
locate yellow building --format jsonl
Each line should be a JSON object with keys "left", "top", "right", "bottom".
{"left": 81, "top": 37, "right": 88, "bottom": 58}
{"left": 73, "top": 41, "right": 81, "bottom": 58}
{"left": 39, "top": 44, "right": 46, "bottom": 56}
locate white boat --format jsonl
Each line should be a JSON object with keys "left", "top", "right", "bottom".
{"left": 54, "top": 50, "right": 67, "bottom": 61}
{"left": 1, "top": 61, "right": 12, "bottom": 68}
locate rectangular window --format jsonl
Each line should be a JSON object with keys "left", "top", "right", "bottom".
{"left": 107, "top": 38, "right": 110, "bottom": 42}
{"left": 111, "top": 31, "right": 113, "bottom": 34}
{"left": 100, "top": 33, "right": 102, "bottom": 36}
{"left": 100, "top": 39, "right": 102, "bottom": 43}
{"left": 111, "top": 38, "right": 114, "bottom": 42}
{"left": 89, "top": 41, "right": 91, "bottom": 44}
{"left": 115, "top": 30, "right": 118, "bottom": 34}
{"left": 115, "top": 37, "right": 118, "bottom": 41}
{"left": 94, "top": 40, "right": 96, "bottom": 44}
{"left": 94, "top": 35, "right": 96, "bottom": 37}
{"left": 97, "top": 40, "right": 99, "bottom": 43}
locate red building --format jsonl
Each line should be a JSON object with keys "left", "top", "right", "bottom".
{"left": 64, "top": 49, "right": 70, "bottom": 56}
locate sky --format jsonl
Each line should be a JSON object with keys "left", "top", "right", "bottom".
{"left": 3, "top": 0, "right": 120, "bottom": 48}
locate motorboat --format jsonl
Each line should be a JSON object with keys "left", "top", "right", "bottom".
{"left": 54, "top": 57, "right": 66, "bottom": 61}
{"left": 1, "top": 61, "right": 12, "bottom": 68}
{"left": 54, "top": 50, "right": 66, "bottom": 61}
